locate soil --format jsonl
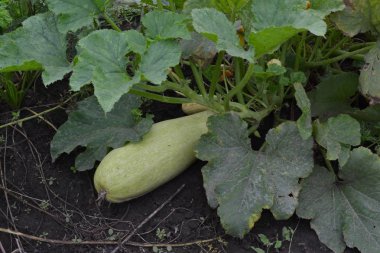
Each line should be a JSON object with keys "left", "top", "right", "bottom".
{"left": 0, "top": 80, "right": 360, "bottom": 253}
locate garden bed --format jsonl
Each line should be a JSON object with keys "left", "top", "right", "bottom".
{"left": 0, "top": 81, "right": 358, "bottom": 253}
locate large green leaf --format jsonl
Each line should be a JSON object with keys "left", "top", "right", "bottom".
{"left": 196, "top": 114, "right": 313, "bottom": 237}
{"left": 359, "top": 43, "right": 380, "bottom": 104}
{"left": 0, "top": 12, "right": 71, "bottom": 85}
{"left": 297, "top": 148, "right": 380, "bottom": 253}
{"left": 140, "top": 40, "right": 182, "bottom": 84}
{"left": 308, "top": 73, "right": 359, "bottom": 119}
{"left": 294, "top": 82, "right": 312, "bottom": 140}
{"left": 331, "top": 0, "right": 380, "bottom": 37}
{"left": 314, "top": 114, "right": 361, "bottom": 166}
{"left": 46, "top": 0, "right": 107, "bottom": 33}
{"left": 142, "top": 10, "right": 191, "bottom": 40}
{"left": 70, "top": 29, "right": 140, "bottom": 113}
{"left": 248, "top": 0, "right": 344, "bottom": 57}
{"left": 191, "top": 8, "right": 254, "bottom": 62}
{"left": 51, "top": 94, "right": 153, "bottom": 171}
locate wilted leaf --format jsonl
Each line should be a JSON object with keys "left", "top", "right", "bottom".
{"left": 0, "top": 12, "right": 71, "bottom": 85}
{"left": 331, "top": 0, "right": 380, "bottom": 37}
{"left": 181, "top": 32, "right": 217, "bottom": 65}
{"left": 196, "top": 114, "right": 313, "bottom": 237}
{"left": 297, "top": 148, "right": 380, "bottom": 253}
{"left": 359, "top": 43, "right": 380, "bottom": 104}
{"left": 51, "top": 94, "right": 153, "bottom": 171}
{"left": 191, "top": 8, "right": 254, "bottom": 62}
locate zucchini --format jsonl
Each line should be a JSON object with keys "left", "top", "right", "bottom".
{"left": 94, "top": 111, "right": 213, "bottom": 203}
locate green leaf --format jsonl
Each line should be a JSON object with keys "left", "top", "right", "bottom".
{"left": 191, "top": 8, "right": 254, "bottom": 62}
{"left": 308, "top": 73, "right": 359, "bottom": 119}
{"left": 51, "top": 94, "right": 153, "bottom": 171}
{"left": 314, "top": 114, "right": 361, "bottom": 166}
{"left": 46, "top": 0, "right": 107, "bottom": 32}
{"left": 196, "top": 114, "right": 313, "bottom": 237}
{"left": 0, "top": 12, "right": 71, "bottom": 85}
{"left": 331, "top": 0, "right": 380, "bottom": 37}
{"left": 248, "top": 0, "right": 344, "bottom": 57}
{"left": 142, "top": 10, "right": 191, "bottom": 40}
{"left": 140, "top": 40, "right": 181, "bottom": 85}
{"left": 350, "top": 105, "right": 380, "bottom": 123}
{"left": 70, "top": 29, "right": 140, "bottom": 112}
{"left": 124, "top": 30, "right": 147, "bottom": 55}
{"left": 251, "top": 247, "right": 265, "bottom": 253}
{"left": 297, "top": 148, "right": 380, "bottom": 253}
{"left": 253, "top": 64, "right": 286, "bottom": 79}
{"left": 0, "top": 3, "right": 12, "bottom": 31}
{"left": 183, "top": 0, "right": 213, "bottom": 14}
{"left": 294, "top": 83, "right": 312, "bottom": 140}
{"left": 359, "top": 43, "right": 380, "bottom": 104}
{"left": 258, "top": 234, "right": 270, "bottom": 246}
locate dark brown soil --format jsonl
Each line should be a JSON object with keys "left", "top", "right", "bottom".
{"left": 0, "top": 80, "right": 359, "bottom": 253}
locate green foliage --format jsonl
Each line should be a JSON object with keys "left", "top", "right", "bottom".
{"left": 0, "top": 0, "right": 378, "bottom": 251}
{"left": 294, "top": 82, "right": 312, "bottom": 140}
{"left": 70, "top": 29, "right": 141, "bottom": 112}
{"left": 248, "top": 0, "right": 344, "bottom": 57}
{"left": 297, "top": 148, "right": 380, "bottom": 253}
{"left": 45, "top": 0, "right": 109, "bottom": 32}
{"left": 331, "top": 0, "right": 380, "bottom": 37}
{"left": 191, "top": 8, "right": 254, "bottom": 62}
{"left": 142, "top": 10, "right": 191, "bottom": 40}
{"left": 308, "top": 73, "right": 359, "bottom": 119}
{"left": 0, "top": 12, "right": 70, "bottom": 85}
{"left": 314, "top": 114, "right": 361, "bottom": 166}
{"left": 50, "top": 94, "right": 153, "bottom": 171}
{"left": 360, "top": 43, "right": 380, "bottom": 104}
{"left": 196, "top": 114, "right": 313, "bottom": 237}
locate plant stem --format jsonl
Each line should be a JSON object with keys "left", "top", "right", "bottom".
{"left": 225, "top": 63, "right": 255, "bottom": 109}
{"left": 319, "top": 146, "right": 335, "bottom": 173}
{"left": 129, "top": 89, "right": 189, "bottom": 104}
{"left": 294, "top": 32, "right": 307, "bottom": 71}
{"left": 103, "top": 13, "right": 121, "bottom": 32}
{"left": 233, "top": 57, "right": 245, "bottom": 104}
{"left": 168, "top": 0, "right": 176, "bottom": 11}
{"left": 209, "top": 51, "right": 225, "bottom": 98}
{"left": 305, "top": 45, "right": 374, "bottom": 67}
{"left": 190, "top": 61, "right": 207, "bottom": 98}
{"left": 322, "top": 37, "right": 350, "bottom": 59}
{"left": 156, "top": 0, "right": 164, "bottom": 9}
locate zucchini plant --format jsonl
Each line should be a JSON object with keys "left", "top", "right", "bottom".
{"left": 0, "top": 0, "right": 379, "bottom": 252}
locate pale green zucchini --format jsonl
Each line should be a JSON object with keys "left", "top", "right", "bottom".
{"left": 94, "top": 111, "right": 213, "bottom": 203}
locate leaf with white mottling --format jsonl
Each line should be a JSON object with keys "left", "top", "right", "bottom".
{"left": 297, "top": 148, "right": 380, "bottom": 253}
{"left": 196, "top": 114, "right": 313, "bottom": 237}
